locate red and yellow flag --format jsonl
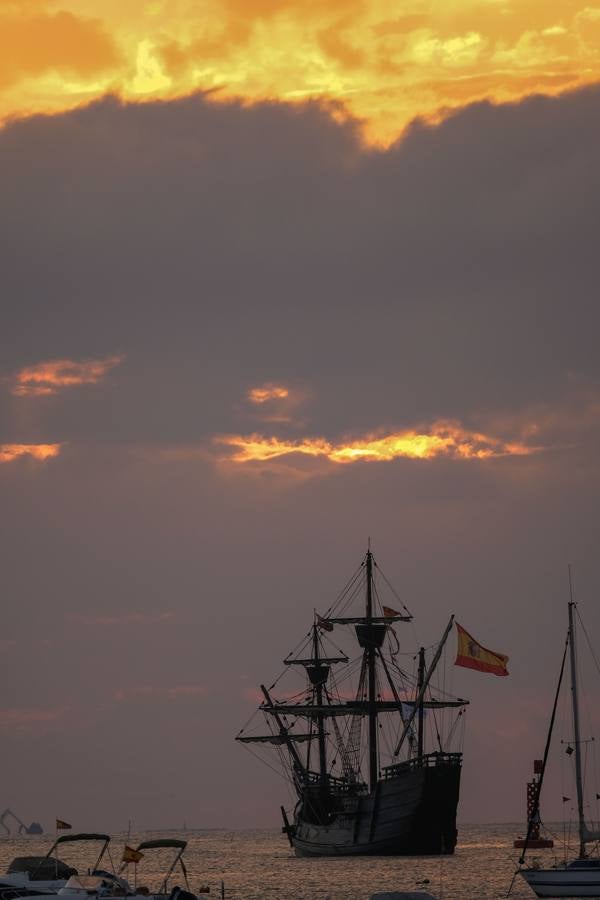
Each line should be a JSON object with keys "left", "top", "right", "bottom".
{"left": 56, "top": 819, "right": 71, "bottom": 830}
{"left": 122, "top": 846, "right": 144, "bottom": 864}
{"left": 455, "top": 622, "right": 509, "bottom": 676}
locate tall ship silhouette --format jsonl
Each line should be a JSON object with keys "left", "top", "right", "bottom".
{"left": 236, "top": 547, "right": 469, "bottom": 856}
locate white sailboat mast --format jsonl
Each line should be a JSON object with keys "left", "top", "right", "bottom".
{"left": 568, "top": 571, "right": 600, "bottom": 855}
{"left": 568, "top": 591, "right": 586, "bottom": 858}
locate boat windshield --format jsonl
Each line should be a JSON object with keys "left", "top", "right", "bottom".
{"left": 60, "top": 874, "right": 131, "bottom": 895}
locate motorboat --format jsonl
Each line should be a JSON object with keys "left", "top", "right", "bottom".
{"left": 7, "top": 838, "right": 208, "bottom": 900}
{"left": 0, "top": 834, "right": 110, "bottom": 895}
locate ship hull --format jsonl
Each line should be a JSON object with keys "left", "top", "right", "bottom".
{"left": 291, "top": 754, "right": 461, "bottom": 857}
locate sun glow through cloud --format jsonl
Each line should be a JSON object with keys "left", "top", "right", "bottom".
{"left": 217, "top": 421, "right": 538, "bottom": 468}
{"left": 0, "top": 444, "right": 62, "bottom": 463}
{"left": 3, "top": 1, "right": 600, "bottom": 143}
{"left": 248, "top": 384, "right": 290, "bottom": 404}
{"left": 11, "top": 355, "right": 123, "bottom": 396}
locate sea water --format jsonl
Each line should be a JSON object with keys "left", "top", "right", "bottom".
{"left": 0, "top": 824, "right": 566, "bottom": 900}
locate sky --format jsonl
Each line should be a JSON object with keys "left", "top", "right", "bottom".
{"left": 2, "top": 0, "right": 600, "bottom": 836}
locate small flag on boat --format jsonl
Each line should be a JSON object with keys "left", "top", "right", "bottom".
{"left": 56, "top": 819, "right": 71, "bottom": 830}
{"left": 562, "top": 796, "right": 571, "bottom": 802}
{"left": 566, "top": 745, "right": 574, "bottom": 755}
{"left": 454, "top": 623, "right": 509, "bottom": 676}
{"left": 382, "top": 605, "right": 401, "bottom": 617}
{"left": 122, "top": 846, "right": 144, "bottom": 864}
{"left": 316, "top": 614, "right": 333, "bottom": 632}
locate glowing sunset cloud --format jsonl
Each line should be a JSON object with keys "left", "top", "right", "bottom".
{"left": 2, "top": 1, "right": 600, "bottom": 143}
{"left": 245, "top": 382, "right": 307, "bottom": 424}
{"left": 218, "top": 421, "right": 537, "bottom": 467}
{"left": 12, "top": 355, "right": 123, "bottom": 397}
{"left": 0, "top": 444, "right": 61, "bottom": 463}
{"left": 248, "top": 384, "right": 290, "bottom": 404}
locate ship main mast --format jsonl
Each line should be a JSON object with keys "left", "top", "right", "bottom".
{"left": 312, "top": 622, "right": 328, "bottom": 784}
{"left": 366, "top": 550, "right": 378, "bottom": 791}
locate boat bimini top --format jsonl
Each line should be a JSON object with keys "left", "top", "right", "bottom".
{"left": 119, "top": 840, "right": 189, "bottom": 895}
{"left": 8, "top": 835, "right": 111, "bottom": 883}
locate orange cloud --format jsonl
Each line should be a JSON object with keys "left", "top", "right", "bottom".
{"left": 2, "top": 1, "right": 600, "bottom": 144}
{"left": 248, "top": 383, "right": 290, "bottom": 404}
{"left": 245, "top": 382, "right": 308, "bottom": 425}
{"left": 217, "top": 420, "right": 538, "bottom": 467}
{"left": 0, "top": 8, "right": 120, "bottom": 90}
{"left": 0, "top": 443, "right": 61, "bottom": 463}
{"left": 12, "top": 354, "right": 123, "bottom": 397}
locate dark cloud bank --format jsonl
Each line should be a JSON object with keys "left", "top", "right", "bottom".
{"left": 1, "top": 87, "right": 600, "bottom": 829}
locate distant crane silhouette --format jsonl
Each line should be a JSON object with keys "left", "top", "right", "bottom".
{"left": 0, "top": 809, "right": 43, "bottom": 835}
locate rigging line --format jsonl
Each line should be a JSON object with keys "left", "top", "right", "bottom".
{"left": 324, "top": 562, "right": 366, "bottom": 617}
{"left": 576, "top": 608, "right": 600, "bottom": 680}
{"left": 240, "top": 743, "right": 294, "bottom": 783}
{"left": 445, "top": 708, "right": 463, "bottom": 746}
{"left": 236, "top": 703, "right": 266, "bottom": 736}
{"left": 321, "top": 631, "right": 351, "bottom": 659}
{"left": 337, "top": 573, "right": 368, "bottom": 617}
{"left": 374, "top": 561, "right": 413, "bottom": 618}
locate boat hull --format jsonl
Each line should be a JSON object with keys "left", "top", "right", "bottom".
{"left": 292, "top": 755, "right": 461, "bottom": 857}
{"left": 521, "top": 867, "right": 600, "bottom": 897}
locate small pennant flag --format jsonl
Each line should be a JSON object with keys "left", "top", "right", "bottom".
{"left": 56, "top": 819, "right": 71, "bottom": 830}
{"left": 455, "top": 623, "right": 509, "bottom": 676}
{"left": 122, "top": 846, "right": 144, "bottom": 864}
{"left": 316, "top": 614, "right": 333, "bottom": 632}
{"left": 562, "top": 796, "right": 571, "bottom": 802}
{"left": 566, "top": 745, "right": 574, "bottom": 756}
{"left": 382, "top": 605, "right": 401, "bottom": 618}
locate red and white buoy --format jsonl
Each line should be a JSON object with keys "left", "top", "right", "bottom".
{"left": 514, "top": 759, "right": 554, "bottom": 849}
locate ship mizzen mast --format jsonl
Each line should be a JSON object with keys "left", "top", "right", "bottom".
{"left": 393, "top": 615, "right": 455, "bottom": 758}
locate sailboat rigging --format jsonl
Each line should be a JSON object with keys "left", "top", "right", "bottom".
{"left": 236, "top": 547, "right": 469, "bottom": 856}
{"left": 518, "top": 581, "right": 600, "bottom": 897}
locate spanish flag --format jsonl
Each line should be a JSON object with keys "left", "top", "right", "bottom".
{"left": 122, "top": 846, "right": 144, "bottom": 864}
{"left": 56, "top": 819, "right": 71, "bottom": 830}
{"left": 455, "top": 622, "right": 509, "bottom": 676}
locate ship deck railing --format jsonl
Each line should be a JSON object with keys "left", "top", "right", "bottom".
{"left": 381, "top": 750, "right": 462, "bottom": 778}
{"left": 304, "top": 771, "right": 368, "bottom": 794}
